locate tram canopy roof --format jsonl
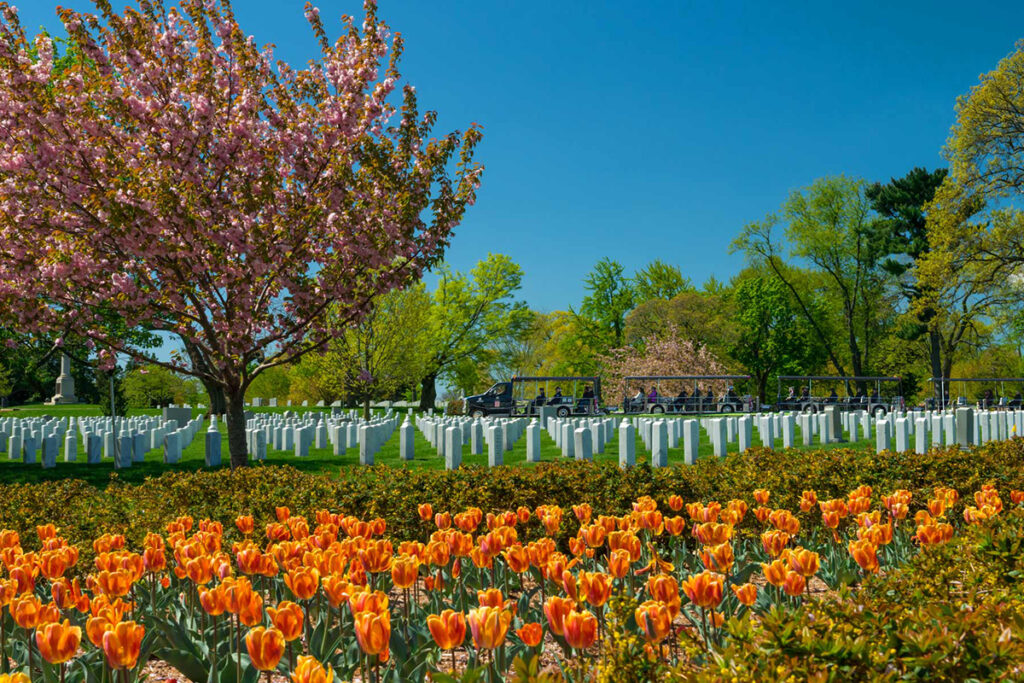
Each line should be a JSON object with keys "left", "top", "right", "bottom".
{"left": 511, "top": 376, "right": 600, "bottom": 383}
{"left": 928, "top": 377, "right": 1024, "bottom": 383}
{"left": 623, "top": 375, "right": 749, "bottom": 381}
{"left": 778, "top": 376, "right": 901, "bottom": 382}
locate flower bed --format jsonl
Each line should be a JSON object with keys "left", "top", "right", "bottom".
{"left": 0, "top": 450, "right": 1022, "bottom": 681}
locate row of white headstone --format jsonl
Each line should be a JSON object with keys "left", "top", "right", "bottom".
{"left": 241, "top": 410, "right": 399, "bottom": 465}
{"left": 0, "top": 414, "right": 203, "bottom": 468}
{"left": 6, "top": 405, "right": 1020, "bottom": 471}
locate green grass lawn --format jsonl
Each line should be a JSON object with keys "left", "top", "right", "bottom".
{"left": 0, "top": 403, "right": 880, "bottom": 487}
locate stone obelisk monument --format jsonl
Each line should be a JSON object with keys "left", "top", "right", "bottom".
{"left": 49, "top": 353, "right": 77, "bottom": 404}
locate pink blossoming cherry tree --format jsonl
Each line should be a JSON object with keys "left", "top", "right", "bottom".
{"left": 0, "top": 0, "right": 483, "bottom": 467}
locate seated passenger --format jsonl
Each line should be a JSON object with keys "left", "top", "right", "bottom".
{"left": 582, "top": 385, "right": 595, "bottom": 399}
{"left": 648, "top": 387, "right": 659, "bottom": 401}
{"left": 552, "top": 386, "right": 563, "bottom": 402}
{"left": 674, "top": 388, "right": 688, "bottom": 407}
{"left": 828, "top": 389, "right": 838, "bottom": 403}
{"left": 535, "top": 388, "right": 547, "bottom": 406}
{"left": 786, "top": 387, "right": 796, "bottom": 402}
{"left": 800, "top": 386, "right": 810, "bottom": 401}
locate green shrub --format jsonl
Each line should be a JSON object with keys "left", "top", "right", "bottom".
{"left": 1, "top": 439, "right": 1022, "bottom": 560}
{"left": 698, "top": 508, "right": 1024, "bottom": 681}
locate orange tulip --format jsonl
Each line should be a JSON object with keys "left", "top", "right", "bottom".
{"left": 354, "top": 609, "right": 390, "bottom": 662}
{"left": 291, "top": 654, "right": 333, "bottom": 683}
{"left": 787, "top": 548, "right": 820, "bottom": 578}
{"left": 284, "top": 566, "right": 320, "bottom": 600}
{"left": 268, "top": 601, "right": 304, "bottom": 642}
{"left": 700, "top": 542, "right": 734, "bottom": 573}
{"left": 664, "top": 516, "right": 687, "bottom": 536}
{"left": 753, "top": 489, "right": 770, "bottom": 506}
{"left": 0, "top": 579, "right": 17, "bottom": 607}
{"left": 767, "top": 509, "right": 800, "bottom": 535}
{"left": 692, "top": 522, "right": 733, "bottom": 546}
{"left": 607, "top": 549, "right": 631, "bottom": 579}
{"left": 39, "top": 551, "right": 69, "bottom": 580}
{"left": 635, "top": 600, "right": 673, "bottom": 642}
{"left": 848, "top": 539, "right": 879, "bottom": 573}
{"left": 359, "top": 540, "right": 394, "bottom": 574}
{"left": 915, "top": 522, "right": 954, "bottom": 546}
{"left": 418, "top": 503, "right": 433, "bottom": 521}
{"left": 11, "top": 593, "right": 44, "bottom": 629}
{"left": 680, "top": 571, "right": 724, "bottom": 609}
{"left": 426, "top": 609, "right": 466, "bottom": 650}
{"left": 349, "top": 589, "right": 389, "bottom": 615}
{"left": 184, "top": 556, "right": 214, "bottom": 586}
{"left": 646, "top": 574, "right": 681, "bottom": 617}
{"left": 799, "top": 490, "right": 818, "bottom": 512}
{"left": 199, "top": 586, "right": 228, "bottom": 616}
{"left": 503, "top": 545, "right": 531, "bottom": 573}
{"left": 563, "top": 609, "right": 598, "bottom": 650}
{"left": 391, "top": 554, "right": 419, "bottom": 589}
{"left": 544, "top": 593, "right": 577, "bottom": 638}
{"left": 579, "top": 571, "right": 613, "bottom": 608}
{"left": 667, "top": 495, "right": 684, "bottom": 511}
{"left": 516, "top": 622, "right": 543, "bottom": 647}
{"left": 760, "top": 530, "right": 790, "bottom": 558}
{"left": 245, "top": 626, "right": 285, "bottom": 671}
{"left": 275, "top": 506, "right": 291, "bottom": 522}
{"left": 434, "top": 512, "right": 452, "bottom": 530}
{"left": 238, "top": 589, "right": 265, "bottom": 627}
{"left": 782, "top": 570, "right": 806, "bottom": 597}
{"left": 322, "top": 575, "right": 351, "bottom": 608}
{"left": 0, "top": 674, "right": 30, "bottom": 683}
{"left": 467, "top": 605, "right": 511, "bottom": 649}
{"left": 91, "top": 573, "right": 133, "bottom": 598}
{"left": 731, "top": 582, "right": 757, "bottom": 606}
{"left": 761, "top": 559, "right": 788, "bottom": 587}
{"left": 102, "top": 620, "right": 144, "bottom": 670}
{"left": 36, "top": 619, "right": 82, "bottom": 664}
{"left": 235, "top": 516, "right": 255, "bottom": 535}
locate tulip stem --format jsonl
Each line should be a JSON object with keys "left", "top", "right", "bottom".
{"left": 60, "top": 662, "right": 66, "bottom": 683}
{"left": 0, "top": 607, "right": 6, "bottom": 674}
{"left": 211, "top": 615, "right": 218, "bottom": 679}
{"left": 451, "top": 648, "right": 457, "bottom": 676}
{"left": 235, "top": 615, "right": 242, "bottom": 683}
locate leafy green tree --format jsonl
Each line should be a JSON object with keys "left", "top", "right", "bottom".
{"left": 625, "top": 290, "right": 738, "bottom": 363}
{"left": 419, "top": 254, "right": 527, "bottom": 409}
{"left": 733, "top": 176, "right": 892, "bottom": 388}
{"left": 867, "top": 168, "right": 947, "bottom": 378}
{"left": 729, "top": 277, "right": 821, "bottom": 401}
{"left": 123, "top": 364, "right": 188, "bottom": 408}
{"left": 96, "top": 365, "right": 128, "bottom": 417}
{"left": 0, "top": 360, "right": 12, "bottom": 403}
{"left": 245, "top": 366, "right": 291, "bottom": 404}
{"left": 633, "top": 260, "right": 693, "bottom": 301}
{"left": 572, "top": 258, "right": 636, "bottom": 353}
{"left": 916, "top": 43, "right": 1024, "bottom": 373}
{"left": 296, "top": 285, "right": 431, "bottom": 418}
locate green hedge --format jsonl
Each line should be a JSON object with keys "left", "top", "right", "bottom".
{"left": 697, "top": 507, "right": 1024, "bottom": 681}
{"left": 1, "top": 440, "right": 1022, "bottom": 556}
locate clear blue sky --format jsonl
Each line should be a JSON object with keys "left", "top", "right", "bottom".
{"left": 18, "top": 1, "right": 1024, "bottom": 312}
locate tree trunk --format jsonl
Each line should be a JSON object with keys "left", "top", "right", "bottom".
{"left": 363, "top": 397, "right": 371, "bottom": 422}
{"left": 203, "top": 378, "right": 227, "bottom": 416}
{"left": 418, "top": 373, "right": 437, "bottom": 412}
{"left": 928, "top": 329, "right": 943, "bottom": 382}
{"left": 225, "top": 389, "right": 249, "bottom": 469}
